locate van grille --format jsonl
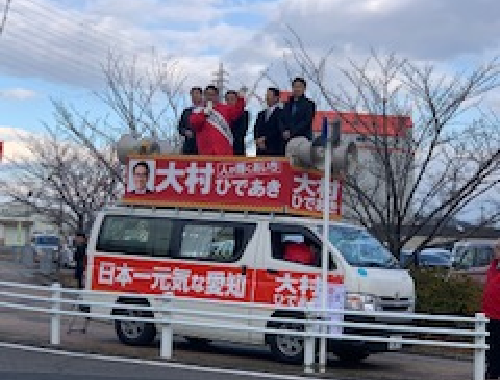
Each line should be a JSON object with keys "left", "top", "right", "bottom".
{"left": 379, "top": 297, "right": 411, "bottom": 312}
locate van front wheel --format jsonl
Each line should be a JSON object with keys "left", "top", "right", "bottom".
{"left": 115, "top": 312, "right": 156, "bottom": 346}
{"left": 269, "top": 323, "right": 304, "bottom": 364}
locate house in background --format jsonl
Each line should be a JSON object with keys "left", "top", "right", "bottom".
{"left": 0, "top": 202, "right": 61, "bottom": 246}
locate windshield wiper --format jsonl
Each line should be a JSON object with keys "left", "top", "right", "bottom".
{"left": 356, "top": 262, "right": 388, "bottom": 268}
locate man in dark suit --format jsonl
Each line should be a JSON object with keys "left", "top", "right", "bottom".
{"left": 225, "top": 90, "right": 249, "bottom": 156}
{"left": 254, "top": 87, "right": 285, "bottom": 156}
{"left": 178, "top": 87, "right": 203, "bottom": 155}
{"left": 280, "top": 77, "right": 315, "bottom": 143}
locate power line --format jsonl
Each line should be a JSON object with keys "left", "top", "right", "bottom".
{"left": 0, "top": 0, "right": 12, "bottom": 36}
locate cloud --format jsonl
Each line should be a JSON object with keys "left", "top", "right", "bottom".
{"left": 0, "top": 88, "right": 37, "bottom": 100}
{"left": 263, "top": 0, "right": 500, "bottom": 61}
{"left": 1, "top": 0, "right": 500, "bottom": 105}
{"left": 0, "top": 126, "right": 35, "bottom": 162}
{"left": 0, "top": 0, "right": 276, "bottom": 88}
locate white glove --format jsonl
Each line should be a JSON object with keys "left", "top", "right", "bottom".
{"left": 204, "top": 101, "right": 213, "bottom": 115}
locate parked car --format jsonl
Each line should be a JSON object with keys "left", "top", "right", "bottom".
{"left": 452, "top": 240, "right": 497, "bottom": 283}
{"left": 400, "top": 248, "right": 452, "bottom": 268}
{"left": 30, "top": 234, "right": 60, "bottom": 263}
{"left": 60, "top": 243, "right": 76, "bottom": 268}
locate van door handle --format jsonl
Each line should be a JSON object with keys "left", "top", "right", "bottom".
{"left": 267, "top": 268, "right": 278, "bottom": 275}
{"left": 241, "top": 265, "right": 247, "bottom": 275}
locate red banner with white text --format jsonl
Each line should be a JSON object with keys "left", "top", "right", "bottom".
{"left": 122, "top": 155, "right": 342, "bottom": 219}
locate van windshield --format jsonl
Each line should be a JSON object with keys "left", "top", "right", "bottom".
{"left": 319, "top": 225, "right": 398, "bottom": 268}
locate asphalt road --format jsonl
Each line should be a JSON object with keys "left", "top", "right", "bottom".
{"left": 0, "top": 343, "right": 303, "bottom": 380}
{"left": 0, "top": 255, "right": 475, "bottom": 380}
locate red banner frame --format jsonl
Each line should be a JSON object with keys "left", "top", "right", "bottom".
{"left": 122, "top": 155, "right": 342, "bottom": 219}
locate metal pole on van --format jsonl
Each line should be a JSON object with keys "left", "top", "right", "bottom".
{"left": 319, "top": 117, "right": 336, "bottom": 372}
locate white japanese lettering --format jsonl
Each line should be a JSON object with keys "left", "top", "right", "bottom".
{"left": 225, "top": 273, "right": 246, "bottom": 298}
{"left": 184, "top": 162, "right": 214, "bottom": 195}
{"left": 205, "top": 271, "right": 226, "bottom": 296}
{"left": 151, "top": 267, "right": 173, "bottom": 291}
{"left": 172, "top": 268, "right": 191, "bottom": 292}
{"left": 98, "top": 262, "right": 116, "bottom": 285}
{"left": 156, "top": 162, "right": 185, "bottom": 193}
{"left": 216, "top": 179, "right": 231, "bottom": 195}
{"left": 115, "top": 264, "right": 133, "bottom": 287}
{"left": 232, "top": 179, "right": 248, "bottom": 197}
{"left": 266, "top": 179, "right": 281, "bottom": 198}
{"left": 275, "top": 273, "right": 298, "bottom": 295}
{"left": 248, "top": 179, "right": 266, "bottom": 198}
{"left": 190, "top": 274, "right": 205, "bottom": 293}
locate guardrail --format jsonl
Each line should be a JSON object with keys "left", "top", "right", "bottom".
{"left": 0, "top": 280, "right": 489, "bottom": 380}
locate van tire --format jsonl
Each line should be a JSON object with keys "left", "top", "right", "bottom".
{"left": 113, "top": 299, "right": 156, "bottom": 346}
{"left": 268, "top": 322, "right": 305, "bottom": 364}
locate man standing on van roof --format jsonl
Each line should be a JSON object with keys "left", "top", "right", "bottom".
{"left": 178, "top": 87, "right": 204, "bottom": 155}
{"left": 254, "top": 87, "right": 285, "bottom": 157}
{"left": 189, "top": 85, "right": 246, "bottom": 156}
{"left": 482, "top": 238, "right": 500, "bottom": 379}
{"left": 279, "top": 77, "right": 316, "bottom": 143}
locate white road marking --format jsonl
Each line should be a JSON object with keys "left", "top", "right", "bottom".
{"left": 0, "top": 341, "right": 331, "bottom": 380}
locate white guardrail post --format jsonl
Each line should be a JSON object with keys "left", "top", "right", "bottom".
{"left": 303, "top": 315, "right": 316, "bottom": 374}
{"left": 50, "top": 282, "right": 61, "bottom": 345}
{"left": 474, "top": 312, "right": 487, "bottom": 380}
{"left": 159, "top": 296, "right": 173, "bottom": 360}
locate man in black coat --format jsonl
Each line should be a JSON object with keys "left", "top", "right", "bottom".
{"left": 254, "top": 87, "right": 285, "bottom": 156}
{"left": 225, "top": 90, "right": 249, "bottom": 156}
{"left": 73, "top": 233, "right": 87, "bottom": 289}
{"left": 178, "top": 87, "right": 203, "bottom": 155}
{"left": 280, "top": 77, "right": 315, "bottom": 143}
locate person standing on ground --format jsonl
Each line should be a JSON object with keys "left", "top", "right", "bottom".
{"left": 74, "top": 233, "right": 87, "bottom": 289}
{"left": 178, "top": 87, "right": 204, "bottom": 155}
{"left": 482, "top": 238, "right": 500, "bottom": 379}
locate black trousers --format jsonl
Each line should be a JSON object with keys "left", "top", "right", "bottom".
{"left": 75, "top": 268, "right": 84, "bottom": 289}
{"left": 487, "top": 318, "right": 500, "bottom": 377}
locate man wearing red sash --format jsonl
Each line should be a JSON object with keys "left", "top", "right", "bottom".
{"left": 189, "top": 85, "right": 246, "bottom": 156}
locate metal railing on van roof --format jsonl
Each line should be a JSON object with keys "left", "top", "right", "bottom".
{"left": 0, "top": 280, "right": 490, "bottom": 379}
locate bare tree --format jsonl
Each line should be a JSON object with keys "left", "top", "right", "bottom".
{"left": 283, "top": 30, "right": 500, "bottom": 258}
{"left": 55, "top": 50, "right": 188, "bottom": 183}
{"left": 0, "top": 125, "right": 120, "bottom": 233}
{"left": 0, "top": 0, "right": 11, "bottom": 36}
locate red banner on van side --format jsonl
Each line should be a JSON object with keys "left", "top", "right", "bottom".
{"left": 122, "top": 155, "right": 342, "bottom": 219}
{"left": 90, "top": 255, "right": 344, "bottom": 307}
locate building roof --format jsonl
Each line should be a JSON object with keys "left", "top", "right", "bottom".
{"left": 279, "top": 91, "right": 412, "bottom": 137}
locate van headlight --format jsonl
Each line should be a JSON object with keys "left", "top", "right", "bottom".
{"left": 346, "top": 293, "right": 379, "bottom": 312}
{"left": 408, "top": 296, "right": 416, "bottom": 312}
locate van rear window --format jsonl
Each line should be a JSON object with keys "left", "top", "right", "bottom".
{"left": 96, "top": 216, "right": 172, "bottom": 256}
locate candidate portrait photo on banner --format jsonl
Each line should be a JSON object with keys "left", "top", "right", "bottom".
{"left": 128, "top": 159, "right": 155, "bottom": 194}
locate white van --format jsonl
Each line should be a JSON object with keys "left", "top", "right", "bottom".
{"left": 83, "top": 206, "right": 415, "bottom": 363}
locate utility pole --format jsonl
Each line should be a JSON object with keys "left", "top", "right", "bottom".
{"left": 211, "top": 62, "right": 229, "bottom": 102}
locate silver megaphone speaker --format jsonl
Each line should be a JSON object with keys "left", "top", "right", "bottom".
{"left": 285, "top": 119, "right": 358, "bottom": 176}
{"left": 116, "top": 134, "right": 181, "bottom": 164}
